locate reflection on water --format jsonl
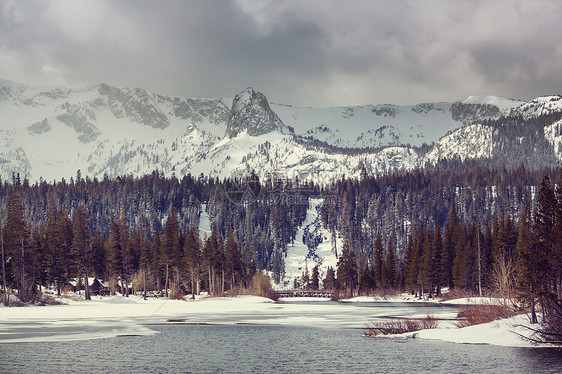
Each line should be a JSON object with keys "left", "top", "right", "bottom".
{"left": 1, "top": 324, "right": 560, "bottom": 373}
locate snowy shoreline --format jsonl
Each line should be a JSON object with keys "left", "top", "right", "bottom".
{"left": 0, "top": 294, "right": 549, "bottom": 348}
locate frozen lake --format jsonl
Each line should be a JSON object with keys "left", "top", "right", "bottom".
{"left": 0, "top": 297, "right": 460, "bottom": 342}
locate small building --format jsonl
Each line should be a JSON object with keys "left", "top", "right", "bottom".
{"left": 90, "top": 278, "right": 110, "bottom": 296}
{"left": 65, "top": 278, "right": 111, "bottom": 296}
{"left": 64, "top": 279, "right": 79, "bottom": 294}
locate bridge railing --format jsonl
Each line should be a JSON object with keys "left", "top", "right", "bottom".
{"left": 276, "top": 290, "right": 333, "bottom": 298}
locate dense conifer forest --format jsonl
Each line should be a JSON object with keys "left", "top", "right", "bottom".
{"left": 1, "top": 161, "right": 562, "bottom": 342}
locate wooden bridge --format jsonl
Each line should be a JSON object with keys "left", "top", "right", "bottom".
{"left": 276, "top": 290, "right": 333, "bottom": 298}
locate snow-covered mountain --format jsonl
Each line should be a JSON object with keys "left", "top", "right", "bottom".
{"left": 271, "top": 95, "right": 525, "bottom": 149}
{"left": 0, "top": 78, "right": 560, "bottom": 183}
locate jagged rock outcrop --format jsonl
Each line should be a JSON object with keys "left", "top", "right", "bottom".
{"left": 226, "top": 88, "right": 292, "bottom": 138}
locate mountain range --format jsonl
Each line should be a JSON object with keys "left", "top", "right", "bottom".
{"left": 1, "top": 78, "right": 561, "bottom": 183}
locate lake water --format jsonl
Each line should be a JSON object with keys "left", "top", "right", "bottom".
{"left": 1, "top": 324, "right": 561, "bottom": 373}
{"left": 0, "top": 300, "right": 561, "bottom": 373}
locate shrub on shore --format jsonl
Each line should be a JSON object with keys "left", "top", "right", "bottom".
{"left": 455, "top": 303, "right": 517, "bottom": 328}
{"left": 365, "top": 315, "right": 438, "bottom": 337}
{"left": 226, "top": 273, "right": 280, "bottom": 301}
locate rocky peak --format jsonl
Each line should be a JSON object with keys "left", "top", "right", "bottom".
{"left": 0, "top": 78, "right": 24, "bottom": 101}
{"left": 226, "top": 87, "right": 292, "bottom": 138}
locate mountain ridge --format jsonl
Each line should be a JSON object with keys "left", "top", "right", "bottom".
{"left": 0, "top": 78, "right": 561, "bottom": 183}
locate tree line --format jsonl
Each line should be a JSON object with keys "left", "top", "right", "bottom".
{"left": 0, "top": 187, "right": 296, "bottom": 302}
{"left": 323, "top": 173, "right": 562, "bottom": 342}
{"left": 327, "top": 173, "right": 561, "bottom": 298}
{"left": 0, "top": 163, "right": 561, "bottom": 309}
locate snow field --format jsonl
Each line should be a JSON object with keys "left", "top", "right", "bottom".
{"left": 279, "top": 198, "right": 340, "bottom": 289}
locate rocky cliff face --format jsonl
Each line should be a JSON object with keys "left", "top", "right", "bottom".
{"left": 226, "top": 88, "right": 292, "bottom": 138}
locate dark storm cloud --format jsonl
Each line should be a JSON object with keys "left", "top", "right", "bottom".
{"left": 1, "top": 0, "right": 561, "bottom": 106}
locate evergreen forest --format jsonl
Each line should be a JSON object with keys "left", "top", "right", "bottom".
{"left": 1, "top": 161, "right": 562, "bottom": 342}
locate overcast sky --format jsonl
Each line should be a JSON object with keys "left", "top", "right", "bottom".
{"left": 1, "top": 0, "right": 561, "bottom": 107}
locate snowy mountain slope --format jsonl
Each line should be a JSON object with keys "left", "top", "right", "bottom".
{"left": 0, "top": 79, "right": 228, "bottom": 181}
{"left": 544, "top": 119, "right": 562, "bottom": 161}
{"left": 424, "top": 124, "right": 495, "bottom": 163}
{"left": 279, "top": 198, "right": 340, "bottom": 289}
{"left": 0, "top": 78, "right": 560, "bottom": 183}
{"left": 461, "top": 95, "right": 525, "bottom": 112}
{"left": 271, "top": 95, "right": 524, "bottom": 149}
{"left": 514, "top": 95, "right": 562, "bottom": 118}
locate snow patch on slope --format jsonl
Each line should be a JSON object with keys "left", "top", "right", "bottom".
{"left": 279, "top": 199, "right": 339, "bottom": 289}
{"left": 424, "top": 124, "right": 494, "bottom": 163}
{"left": 544, "top": 119, "right": 562, "bottom": 161}
{"left": 461, "top": 95, "right": 525, "bottom": 112}
{"left": 513, "top": 95, "right": 562, "bottom": 118}
{"left": 272, "top": 102, "right": 459, "bottom": 148}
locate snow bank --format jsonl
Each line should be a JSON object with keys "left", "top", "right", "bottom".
{"left": 440, "top": 297, "right": 505, "bottom": 305}
{"left": 0, "top": 295, "right": 274, "bottom": 343}
{"left": 0, "top": 293, "right": 454, "bottom": 343}
{"left": 356, "top": 296, "right": 547, "bottom": 347}
{"left": 0, "top": 294, "right": 548, "bottom": 348}
{"left": 345, "top": 294, "right": 430, "bottom": 303}
{"left": 404, "top": 314, "right": 539, "bottom": 347}
{"left": 346, "top": 295, "right": 508, "bottom": 305}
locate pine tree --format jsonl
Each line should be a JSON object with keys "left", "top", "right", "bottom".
{"left": 271, "top": 248, "right": 284, "bottom": 285}
{"left": 109, "top": 219, "right": 124, "bottom": 294}
{"left": 323, "top": 266, "right": 336, "bottom": 290}
{"left": 71, "top": 203, "right": 91, "bottom": 300}
{"left": 301, "top": 262, "right": 310, "bottom": 290}
{"left": 336, "top": 240, "right": 358, "bottom": 296}
{"left": 373, "top": 232, "right": 383, "bottom": 286}
{"left": 27, "top": 227, "right": 43, "bottom": 300}
{"left": 2, "top": 187, "right": 31, "bottom": 301}
{"left": 403, "top": 233, "right": 417, "bottom": 293}
{"left": 118, "top": 208, "right": 132, "bottom": 296}
{"left": 421, "top": 225, "right": 434, "bottom": 297}
{"left": 135, "top": 226, "right": 150, "bottom": 298}
{"left": 534, "top": 176, "right": 557, "bottom": 295}
{"left": 224, "top": 227, "right": 240, "bottom": 290}
{"left": 432, "top": 220, "right": 443, "bottom": 295}
{"left": 452, "top": 227, "right": 468, "bottom": 289}
{"left": 184, "top": 228, "right": 201, "bottom": 299}
{"left": 56, "top": 210, "right": 74, "bottom": 287}
{"left": 475, "top": 219, "right": 483, "bottom": 297}
{"left": 202, "top": 223, "right": 219, "bottom": 295}
{"left": 441, "top": 197, "right": 459, "bottom": 289}
{"left": 482, "top": 222, "right": 494, "bottom": 290}
{"left": 358, "top": 263, "right": 375, "bottom": 295}
{"left": 151, "top": 229, "right": 162, "bottom": 291}
{"left": 216, "top": 235, "right": 226, "bottom": 293}
{"left": 515, "top": 202, "right": 538, "bottom": 323}
{"left": 554, "top": 172, "right": 562, "bottom": 299}
{"left": 0, "top": 205, "right": 6, "bottom": 306}
{"left": 162, "top": 208, "right": 179, "bottom": 297}
{"left": 44, "top": 196, "right": 64, "bottom": 295}
{"left": 382, "top": 236, "right": 397, "bottom": 288}
{"left": 310, "top": 265, "right": 319, "bottom": 290}
{"left": 108, "top": 209, "right": 131, "bottom": 296}
{"left": 90, "top": 235, "right": 106, "bottom": 279}
{"left": 242, "top": 241, "right": 254, "bottom": 288}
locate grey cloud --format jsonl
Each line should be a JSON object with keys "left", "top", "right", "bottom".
{"left": 1, "top": 0, "right": 561, "bottom": 107}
